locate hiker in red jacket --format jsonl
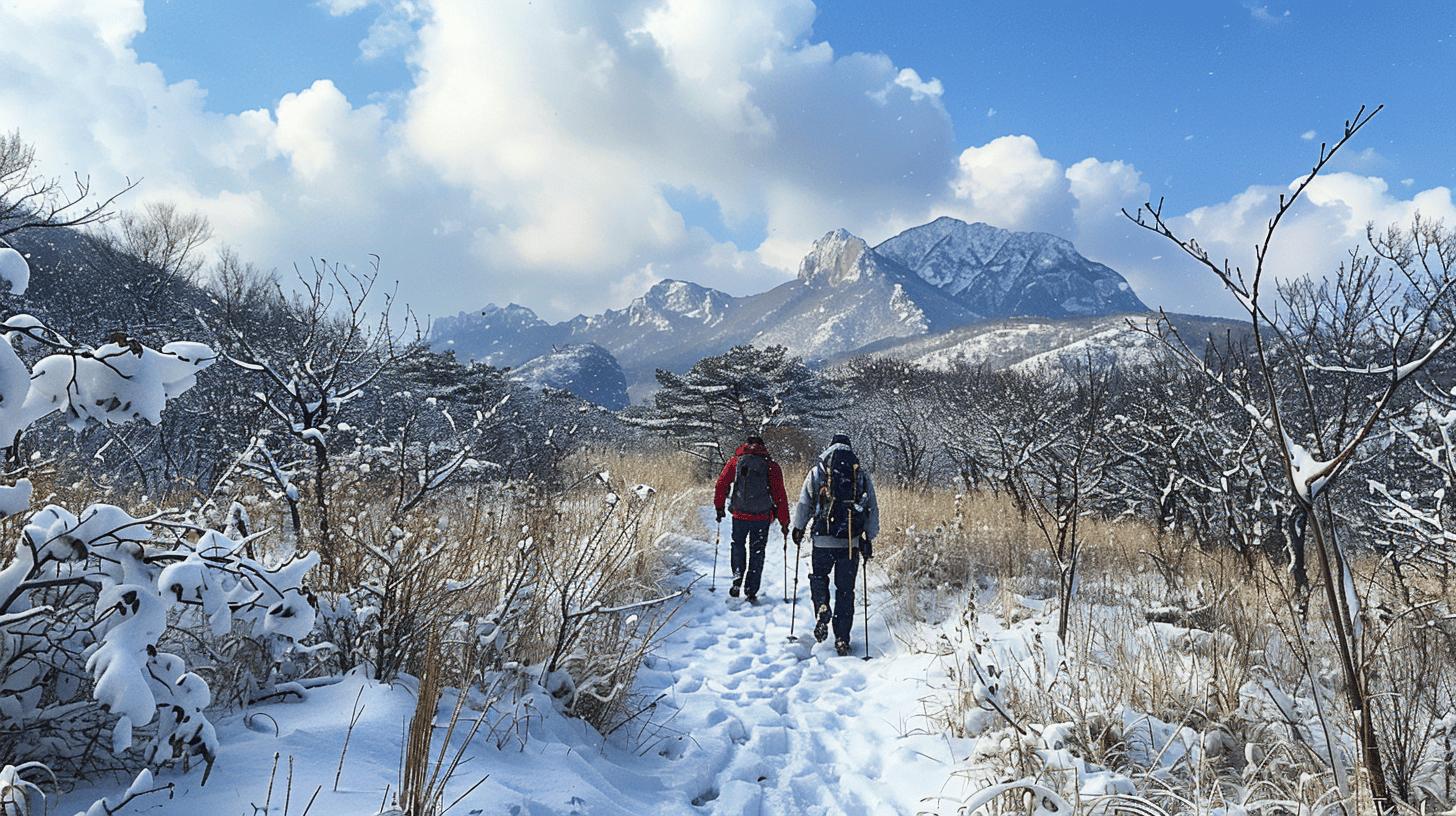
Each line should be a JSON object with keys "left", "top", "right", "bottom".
{"left": 714, "top": 434, "right": 791, "bottom": 603}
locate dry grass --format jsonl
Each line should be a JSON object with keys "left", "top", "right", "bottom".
{"left": 871, "top": 482, "right": 1456, "bottom": 814}
{"left": 0, "top": 450, "right": 705, "bottom": 741}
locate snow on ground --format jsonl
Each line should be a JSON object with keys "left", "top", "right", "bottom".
{"left": 56, "top": 510, "right": 981, "bottom": 816}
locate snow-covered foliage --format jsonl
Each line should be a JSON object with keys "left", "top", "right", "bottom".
{"left": 0, "top": 245, "right": 28, "bottom": 295}
{"left": 640, "top": 344, "right": 843, "bottom": 464}
{"left": 0, "top": 291, "right": 324, "bottom": 791}
{"left": 0, "top": 504, "right": 318, "bottom": 777}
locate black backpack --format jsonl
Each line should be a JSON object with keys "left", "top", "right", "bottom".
{"left": 730, "top": 453, "right": 775, "bottom": 516}
{"left": 814, "top": 448, "right": 863, "bottom": 538}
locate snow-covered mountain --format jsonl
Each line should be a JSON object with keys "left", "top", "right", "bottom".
{"left": 509, "top": 343, "right": 630, "bottom": 410}
{"left": 430, "top": 217, "right": 1151, "bottom": 397}
{"left": 431, "top": 303, "right": 562, "bottom": 368}
{"left": 875, "top": 216, "right": 1147, "bottom": 318}
{"left": 853, "top": 312, "right": 1244, "bottom": 373}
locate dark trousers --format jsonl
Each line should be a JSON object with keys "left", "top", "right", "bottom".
{"left": 809, "top": 546, "right": 860, "bottom": 641}
{"left": 730, "top": 518, "right": 771, "bottom": 595}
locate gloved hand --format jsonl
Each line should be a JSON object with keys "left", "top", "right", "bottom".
{"left": 715, "top": 508, "right": 725, "bottom": 522}
{"left": 859, "top": 537, "right": 874, "bottom": 560}
{"left": 791, "top": 528, "right": 805, "bottom": 545}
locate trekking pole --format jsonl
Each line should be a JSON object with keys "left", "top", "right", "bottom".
{"left": 782, "top": 530, "right": 790, "bottom": 604}
{"left": 861, "top": 550, "right": 871, "bottom": 661}
{"left": 710, "top": 520, "right": 720, "bottom": 593}
{"left": 787, "top": 535, "right": 802, "bottom": 641}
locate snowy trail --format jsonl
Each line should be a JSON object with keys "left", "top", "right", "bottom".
{"left": 631, "top": 512, "right": 971, "bottom": 814}
{"left": 55, "top": 513, "right": 974, "bottom": 815}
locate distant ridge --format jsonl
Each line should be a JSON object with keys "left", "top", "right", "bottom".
{"left": 431, "top": 217, "right": 1151, "bottom": 397}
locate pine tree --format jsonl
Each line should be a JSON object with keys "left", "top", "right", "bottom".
{"left": 640, "top": 344, "right": 842, "bottom": 463}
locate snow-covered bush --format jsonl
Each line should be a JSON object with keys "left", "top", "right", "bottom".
{"left": 0, "top": 506, "right": 318, "bottom": 777}
{"left": 0, "top": 257, "right": 320, "bottom": 786}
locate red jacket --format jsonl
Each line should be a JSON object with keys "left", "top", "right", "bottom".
{"left": 714, "top": 442, "right": 790, "bottom": 528}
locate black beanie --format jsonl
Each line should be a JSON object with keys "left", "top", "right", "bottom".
{"left": 831, "top": 433, "right": 851, "bottom": 447}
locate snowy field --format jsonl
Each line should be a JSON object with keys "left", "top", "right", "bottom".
{"left": 54, "top": 510, "right": 989, "bottom": 815}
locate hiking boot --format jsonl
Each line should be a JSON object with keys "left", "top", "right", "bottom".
{"left": 729, "top": 582, "right": 741, "bottom": 598}
{"left": 745, "top": 592, "right": 757, "bottom": 604}
{"left": 835, "top": 639, "right": 851, "bottom": 657}
{"left": 813, "top": 605, "right": 830, "bottom": 642}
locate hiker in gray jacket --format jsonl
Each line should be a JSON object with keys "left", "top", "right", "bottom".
{"left": 791, "top": 434, "right": 879, "bottom": 655}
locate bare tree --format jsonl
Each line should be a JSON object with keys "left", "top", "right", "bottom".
{"left": 115, "top": 202, "right": 213, "bottom": 283}
{"left": 1127, "top": 105, "right": 1456, "bottom": 813}
{"left": 209, "top": 257, "right": 412, "bottom": 568}
{"left": 1017, "top": 360, "right": 1122, "bottom": 642}
{"left": 0, "top": 130, "right": 137, "bottom": 238}
{"left": 838, "top": 357, "right": 945, "bottom": 488}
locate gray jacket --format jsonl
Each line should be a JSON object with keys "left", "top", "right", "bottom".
{"left": 790, "top": 443, "right": 880, "bottom": 548}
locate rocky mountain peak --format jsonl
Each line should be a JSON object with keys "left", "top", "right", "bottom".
{"left": 797, "top": 229, "right": 882, "bottom": 288}
{"left": 478, "top": 302, "right": 547, "bottom": 328}
{"left": 623, "top": 279, "right": 731, "bottom": 329}
{"left": 875, "top": 217, "right": 1145, "bottom": 318}
{"left": 432, "top": 216, "right": 1150, "bottom": 396}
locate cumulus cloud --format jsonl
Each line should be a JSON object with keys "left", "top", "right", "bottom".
{"left": 890, "top": 68, "right": 943, "bottom": 101}
{"left": 943, "top": 136, "right": 1075, "bottom": 235}
{"left": 1181, "top": 173, "right": 1456, "bottom": 278}
{"left": 1, "top": 0, "right": 970, "bottom": 318}
{"left": 1, "top": 0, "right": 1447, "bottom": 325}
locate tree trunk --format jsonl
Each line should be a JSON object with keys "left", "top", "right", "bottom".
{"left": 1308, "top": 506, "right": 1394, "bottom": 814}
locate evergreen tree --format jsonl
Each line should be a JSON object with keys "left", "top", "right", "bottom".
{"left": 641, "top": 344, "right": 842, "bottom": 463}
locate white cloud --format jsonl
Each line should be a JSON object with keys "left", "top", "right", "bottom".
{"left": 401, "top": 0, "right": 959, "bottom": 308}
{"left": 1, "top": 0, "right": 962, "bottom": 319}
{"left": 1066, "top": 157, "right": 1147, "bottom": 229}
{"left": 321, "top": 0, "right": 372, "bottom": 16}
{"left": 944, "top": 135, "right": 1075, "bottom": 235}
{"left": 1, "top": 0, "right": 1446, "bottom": 326}
{"left": 1248, "top": 5, "right": 1291, "bottom": 24}
{"left": 892, "top": 68, "right": 943, "bottom": 101}
{"left": 1301, "top": 129, "right": 1317, "bottom": 140}
{"left": 1151, "top": 173, "right": 1456, "bottom": 313}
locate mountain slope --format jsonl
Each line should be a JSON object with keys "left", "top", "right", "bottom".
{"left": 739, "top": 229, "right": 983, "bottom": 360}
{"left": 430, "top": 217, "right": 1152, "bottom": 397}
{"left": 875, "top": 216, "right": 1146, "bottom": 318}
{"left": 509, "top": 343, "right": 631, "bottom": 410}
{"left": 432, "top": 303, "right": 565, "bottom": 368}
{"left": 853, "top": 312, "right": 1245, "bottom": 372}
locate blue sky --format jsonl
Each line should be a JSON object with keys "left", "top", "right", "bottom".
{"left": 6, "top": 0, "right": 1454, "bottom": 318}
{"left": 815, "top": 1, "right": 1455, "bottom": 201}
{"left": 135, "top": 1, "right": 1454, "bottom": 212}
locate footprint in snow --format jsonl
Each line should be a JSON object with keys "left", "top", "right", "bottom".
{"left": 752, "top": 726, "right": 789, "bottom": 755}
{"left": 658, "top": 736, "right": 687, "bottom": 760}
